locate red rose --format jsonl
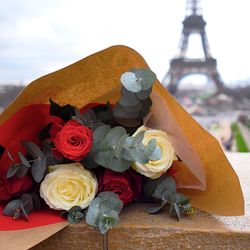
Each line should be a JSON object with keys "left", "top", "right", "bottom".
{"left": 0, "top": 176, "right": 33, "bottom": 201}
{"left": 98, "top": 169, "right": 142, "bottom": 205}
{"left": 51, "top": 120, "right": 93, "bottom": 161}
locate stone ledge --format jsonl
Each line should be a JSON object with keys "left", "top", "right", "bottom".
{"left": 32, "top": 153, "right": 250, "bottom": 250}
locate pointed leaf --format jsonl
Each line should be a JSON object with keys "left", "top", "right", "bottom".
{"left": 6, "top": 164, "right": 19, "bottom": 178}
{"left": 18, "top": 152, "right": 31, "bottom": 167}
{"left": 21, "top": 140, "right": 44, "bottom": 159}
{"left": 173, "top": 203, "right": 181, "bottom": 221}
{"left": 16, "top": 164, "right": 28, "bottom": 178}
{"left": 145, "top": 139, "right": 157, "bottom": 157}
{"left": 154, "top": 176, "right": 176, "bottom": 200}
{"left": 7, "top": 151, "right": 15, "bottom": 163}
{"left": 145, "top": 200, "right": 167, "bottom": 214}
{"left": 31, "top": 157, "right": 47, "bottom": 182}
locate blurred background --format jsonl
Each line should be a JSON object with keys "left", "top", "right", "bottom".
{"left": 0, "top": 0, "right": 250, "bottom": 152}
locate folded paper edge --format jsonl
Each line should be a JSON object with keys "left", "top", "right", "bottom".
{"left": 0, "top": 222, "right": 68, "bottom": 250}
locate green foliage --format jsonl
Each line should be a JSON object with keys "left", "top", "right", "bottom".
{"left": 144, "top": 176, "right": 192, "bottom": 221}
{"left": 3, "top": 193, "right": 41, "bottom": 221}
{"left": 6, "top": 164, "right": 19, "bottom": 178}
{"left": 3, "top": 199, "right": 24, "bottom": 217}
{"left": 21, "top": 140, "right": 44, "bottom": 159}
{"left": 31, "top": 158, "right": 47, "bottom": 183}
{"left": 73, "top": 107, "right": 104, "bottom": 129}
{"left": 120, "top": 69, "right": 156, "bottom": 93}
{"left": 231, "top": 123, "right": 249, "bottom": 152}
{"left": 62, "top": 206, "right": 85, "bottom": 224}
{"left": 6, "top": 151, "right": 31, "bottom": 179}
{"left": 6, "top": 140, "right": 61, "bottom": 182}
{"left": 86, "top": 192, "right": 123, "bottom": 234}
{"left": 113, "top": 69, "right": 156, "bottom": 128}
{"left": 84, "top": 124, "right": 162, "bottom": 172}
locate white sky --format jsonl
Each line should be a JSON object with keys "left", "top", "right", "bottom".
{"left": 1, "top": 0, "right": 250, "bottom": 86}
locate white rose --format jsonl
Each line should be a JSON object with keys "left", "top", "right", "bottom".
{"left": 40, "top": 163, "right": 97, "bottom": 210}
{"left": 132, "top": 126, "right": 176, "bottom": 179}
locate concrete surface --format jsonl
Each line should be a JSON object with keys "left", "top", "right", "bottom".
{"left": 32, "top": 153, "right": 250, "bottom": 250}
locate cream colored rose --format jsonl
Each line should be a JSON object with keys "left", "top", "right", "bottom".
{"left": 132, "top": 126, "right": 176, "bottom": 179}
{"left": 40, "top": 163, "right": 97, "bottom": 210}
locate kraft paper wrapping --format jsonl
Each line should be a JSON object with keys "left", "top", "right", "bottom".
{"left": 0, "top": 45, "right": 244, "bottom": 249}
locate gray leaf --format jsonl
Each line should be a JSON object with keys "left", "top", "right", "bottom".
{"left": 120, "top": 72, "right": 142, "bottom": 93}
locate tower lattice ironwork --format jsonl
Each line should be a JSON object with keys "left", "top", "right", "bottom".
{"left": 163, "top": 0, "right": 228, "bottom": 94}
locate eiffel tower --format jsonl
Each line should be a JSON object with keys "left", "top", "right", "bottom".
{"left": 163, "top": 0, "right": 228, "bottom": 95}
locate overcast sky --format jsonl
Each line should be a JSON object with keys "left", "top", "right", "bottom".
{"left": 1, "top": 0, "right": 250, "bottom": 87}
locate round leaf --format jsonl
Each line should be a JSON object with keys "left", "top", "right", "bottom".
{"left": 120, "top": 72, "right": 141, "bottom": 93}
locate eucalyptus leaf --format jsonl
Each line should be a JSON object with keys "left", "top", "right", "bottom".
{"left": 148, "top": 146, "right": 162, "bottom": 161}
{"left": 120, "top": 148, "right": 133, "bottom": 161}
{"left": 20, "top": 206, "right": 30, "bottom": 221}
{"left": 21, "top": 140, "right": 44, "bottom": 159}
{"left": 96, "top": 111, "right": 113, "bottom": 122}
{"left": 86, "top": 197, "right": 102, "bottom": 227}
{"left": 68, "top": 206, "right": 82, "bottom": 213}
{"left": 119, "top": 92, "right": 140, "bottom": 107}
{"left": 31, "top": 157, "right": 47, "bottom": 183}
{"left": 16, "top": 164, "right": 28, "bottom": 178}
{"left": 20, "top": 193, "right": 34, "bottom": 214}
{"left": 134, "top": 69, "right": 156, "bottom": 90}
{"left": 94, "top": 151, "right": 115, "bottom": 168}
{"left": 6, "top": 164, "right": 19, "bottom": 178}
{"left": 120, "top": 72, "right": 142, "bottom": 93}
{"left": 153, "top": 176, "right": 176, "bottom": 200}
{"left": 122, "top": 102, "right": 143, "bottom": 113}
{"left": 18, "top": 152, "right": 31, "bottom": 167}
{"left": 93, "top": 125, "right": 111, "bottom": 144}
{"left": 7, "top": 151, "right": 15, "bottom": 163}
{"left": 143, "top": 175, "right": 168, "bottom": 197}
{"left": 105, "top": 157, "right": 130, "bottom": 172}
{"left": 101, "top": 126, "right": 127, "bottom": 150}
{"left": 132, "top": 131, "right": 145, "bottom": 146}
{"left": 129, "top": 148, "right": 149, "bottom": 164}
{"left": 145, "top": 139, "right": 157, "bottom": 157}
{"left": 173, "top": 203, "right": 181, "bottom": 221}
{"left": 145, "top": 200, "right": 167, "bottom": 214}
{"left": 3, "top": 199, "right": 24, "bottom": 216}
{"left": 173, "top": 193, "right": 190, "bottom": 205}
{"left": 67, "top": 211, "right": 85, "bottom": 224}
{"left": 98, "top": 192, "right": 123, "bottom": 213}
{"left": 113, "top": 104, "right": 140, "bottom": 119}
{"left": 136, "top": 88, "right": 152, "bottom": 100}
{"left": 98, "top": 210, "right": 120, "bottom": 234}
{"left": 98, "top": 218, "right": 110, "bottom": 234}
{"left": 30, "top": 192, "right": 41, "bottom": 210}
{"left": 114, "top": 134, "right": 128, "bottom": 159}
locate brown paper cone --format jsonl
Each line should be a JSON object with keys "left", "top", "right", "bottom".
{"left": 0, "top": 45, "right": 244, "bottom": 218}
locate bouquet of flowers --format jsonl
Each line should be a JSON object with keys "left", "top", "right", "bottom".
{"left": 0, "top": 46, "right": 244, "bottom": 249}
